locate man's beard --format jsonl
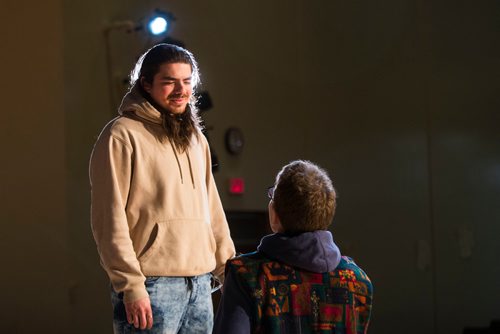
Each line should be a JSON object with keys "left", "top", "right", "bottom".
{"left": 161, "top": 104, "right": 199, "bottom": 152}
{"left": 139, "top": 85, "right": 200, "bottom": 151}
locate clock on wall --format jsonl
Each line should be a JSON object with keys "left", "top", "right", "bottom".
{"left": 224, "top": 127, "right": 245, "bottom": 155}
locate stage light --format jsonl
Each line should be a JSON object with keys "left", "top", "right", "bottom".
{"left": 145, "top": 10, "right": 175, "bottom": 36}
{"left": 148, "top": 16, "right": 168, "bottom": 35}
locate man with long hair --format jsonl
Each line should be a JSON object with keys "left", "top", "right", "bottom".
{"left": 90, "top": 43, "right": 235, "bottom": 333}
{"left": 214, "top": 160, "right": 373, "bottom": 333}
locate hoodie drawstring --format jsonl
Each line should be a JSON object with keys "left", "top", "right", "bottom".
{"left": 186, "top": 151, "right": 196, "bottom": 189}
{"left": 169, "top": 138, "right": 184, "bottom": 184}
{"left": 168, "top": 138, "right": 195, "bottom": 189}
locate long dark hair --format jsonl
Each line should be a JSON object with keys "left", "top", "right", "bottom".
{"left": 130, "top": 43, "right": 202, "bottom": 152}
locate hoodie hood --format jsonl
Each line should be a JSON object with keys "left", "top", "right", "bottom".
{"left": 257, "top": 230, "right": 341, "bottom": 273}
{"left": 117, "top": 83, "right": 196, "bottom": 188}
{"left": 118, "top": 84, "right": 163, "bottom": 125}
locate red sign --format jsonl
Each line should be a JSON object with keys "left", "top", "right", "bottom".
{"left": 229, "top": 178, "right": 245, "bottom": 194}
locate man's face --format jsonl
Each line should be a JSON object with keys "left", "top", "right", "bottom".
{"left": 143, "top": 62, "right": 193, "bottom": 114}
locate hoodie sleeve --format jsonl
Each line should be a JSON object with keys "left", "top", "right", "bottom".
{"left": 89, "top": 128, "right": 148, "bottom": 303}
{"left": 202, "top": 136, "right": 236, "bottom": 280}
{"left": 213, "top": 263, "right": 252, "bottom": 334}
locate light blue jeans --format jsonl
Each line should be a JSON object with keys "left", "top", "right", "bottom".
{"left": 111, "top": 274, "right": 213, "bottom": 334}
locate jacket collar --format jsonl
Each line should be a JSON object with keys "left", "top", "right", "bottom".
{"left": 257, "top": 230, "right": 342, "bottom": 273}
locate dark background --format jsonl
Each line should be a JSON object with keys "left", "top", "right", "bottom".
{"left": 1, "top": 0, "right": 499, "bottom": 333}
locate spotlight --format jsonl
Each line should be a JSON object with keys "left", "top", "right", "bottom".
{"left": 148, "top": 17, "right": 167, "bottom": 35}
{"left": 146, "top": 10, "right": 175, "bottom": 36}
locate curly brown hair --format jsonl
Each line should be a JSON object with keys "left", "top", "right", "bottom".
{"left": 272, "top": 160, "right": 337, "bottom": 233}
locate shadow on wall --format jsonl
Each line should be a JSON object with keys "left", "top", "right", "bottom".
{"left": 463, "top": 320, "right": 500, "bottom": 334}
{"left": 225, "top": 210, "right": 271, "bottom": 254}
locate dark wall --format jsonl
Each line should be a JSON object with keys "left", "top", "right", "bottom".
{"left": 0, "top": 0, "right": 69, "bottom": 332}
{"left": 0, "top": 0, "right": 498, "bottom": 333}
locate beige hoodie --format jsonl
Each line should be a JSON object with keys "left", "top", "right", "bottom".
{"left": 90, "top": 85, "right": 235, "bottom": 303}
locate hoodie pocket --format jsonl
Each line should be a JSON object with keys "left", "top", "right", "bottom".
{"left": 138, "top": 219, "right": 217, "bottom": 275}
{"left": 138, "top": 223, "right": 162, "bottom": 263}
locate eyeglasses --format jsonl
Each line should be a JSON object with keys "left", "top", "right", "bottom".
{"left": 267, "top": 186, "right": 275, "bottom": 200}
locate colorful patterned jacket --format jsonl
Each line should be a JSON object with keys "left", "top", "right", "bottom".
{"left": 214, "top": 232, "right": 373, "bottom": 334}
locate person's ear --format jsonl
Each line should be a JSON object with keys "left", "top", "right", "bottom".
{"left": 141, "top": 77, "right": 152, "bottom": 94}
{"left": 268, "top": 201, "right": 284, "bottom": 233}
